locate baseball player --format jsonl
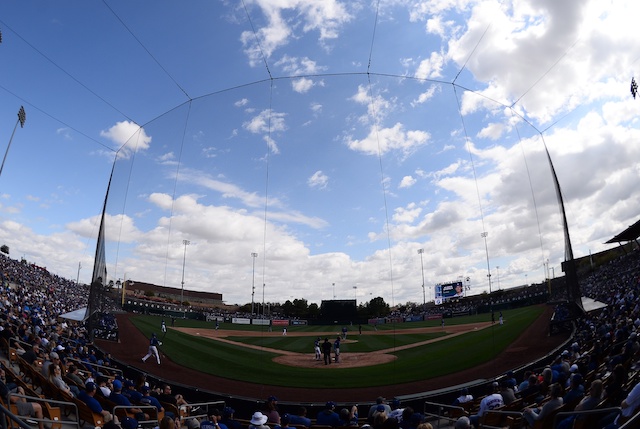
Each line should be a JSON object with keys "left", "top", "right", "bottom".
{"left": 314, "top": 337, "right": 321, "bottom": 360}
{"left": 142, "top": 333, "right": 161, "bottom": 364}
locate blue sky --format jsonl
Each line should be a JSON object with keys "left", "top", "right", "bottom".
{"left": 0, "top": 0, "right": 639, "bottom": 307}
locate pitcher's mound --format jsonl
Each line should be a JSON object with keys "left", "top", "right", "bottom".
{"left": 274, "top": 353, "right": 396, "bottom": 368}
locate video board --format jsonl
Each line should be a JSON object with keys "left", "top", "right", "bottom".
{"left": 434, "top": 280, "right": 464, "bottom": 305}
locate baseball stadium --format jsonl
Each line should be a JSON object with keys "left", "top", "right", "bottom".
{"left": 1, "top": 2, "right": 640, "bottom": 429}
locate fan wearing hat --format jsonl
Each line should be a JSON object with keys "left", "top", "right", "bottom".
{"left": 77, "top": 381, "right": 111, "bottom": 419}
{"left": 139, "top": 385, "right": 166, "bottom": 415}
{"left": 469, "top": 382, "right": 504, "bottom": 428}
{"left": 275, "top": 413, "right": 291, "bottom": 429}
{"left": 367, "top": 397, "right": 391, "bottom": 423}
{"left": 123, "top": 379, "right": 143, "bottom": 404}
{"left": 109, "top": 379, "right": 149, "bottom": 421}
{"left": 200, "top": 408, "right": 228, "bottom": 429}
{"left": 41, "top": 351, "right": 61, "bottom": 378}
{"left": 220, "top": 406, "right": 242, "bottom": 429}
{"left": 452, "top": 389, "right": 473, "bottom": 407}
{"left": 263, "top": 396, "right": 280, "bottom": 424}
{"left": 563, "top": 372, "right": 585, "bottom": 409}
{"left": 248, "top": 412, "right": 269, "bottom": 429}
{"left": 316, "top": 402, "right": 340, "bottom": 427}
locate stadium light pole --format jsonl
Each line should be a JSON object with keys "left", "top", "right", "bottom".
{"left": 180, "top": 239, "right": 190, "bottom": 317}
{"left": 76, "top": 261, "right": 81, "bottom": 287}
{"left": 418, "top": 249, "right": 425, "bottom": 312}
{"left": 332, "top": 282, "right": 336, "bottom": 299}
{"left": 353, "top": 285, "right": 357, "bottom": 301}
{"left": 0, "top": 106, "right": 26, "bottom": 179}
{"left": 251, "top": 252, "right": 258, "bottom": 318}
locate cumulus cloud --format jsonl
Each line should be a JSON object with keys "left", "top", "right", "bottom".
{"left": 100, "top": 121, "right": 151, "bottom": 159}
{"left": 346, "top": 123, "right": 430, "bottom": 157}
{"left": 308, "top": 170, "right": 329, "bottom": 189}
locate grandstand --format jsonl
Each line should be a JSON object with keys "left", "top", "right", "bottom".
{"left": 2, "top": 239, "right": 640, "bottom": 428}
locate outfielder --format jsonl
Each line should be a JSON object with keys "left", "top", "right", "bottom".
{"left": 142, "top": 333, "right": 161, "bottom": 364}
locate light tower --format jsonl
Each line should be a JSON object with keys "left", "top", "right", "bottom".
{"left": 180, "top": 239, "right": 190, "bottom": 317}
{"left": 418, "top": 249, "right": 426, "bottom": 312}
{"left": 251, "top": 252, "right": 258, "bottom": 317}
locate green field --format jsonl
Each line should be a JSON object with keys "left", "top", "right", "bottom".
{"left": 130, "top": 306, "right": 542, "bottom": 388}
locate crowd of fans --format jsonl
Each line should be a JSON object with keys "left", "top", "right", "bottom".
{"left": 1, "top": 249, "right": 640, "bottom": 429}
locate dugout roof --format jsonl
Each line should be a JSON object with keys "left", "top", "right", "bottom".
{"left": 605, "top": 218, "right": 640, "bottom": 244}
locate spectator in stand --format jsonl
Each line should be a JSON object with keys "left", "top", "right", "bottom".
{"left": 338, "top": 405, "right": 359, "bottom": 426}
{"left": 499, "top": 380, "right": 516, "bottom": 406}
{"left": 97, "top": 375, "right": 111, "bottom": 397}
{"left": 523, "top": 383, "right": 563, "bottom": 427}
{"left": 504, "top": 371, "right": 518, "bottom": 391}
{"left": 398, "top": 407, "right": 416, "bottom": 429}
{"left": 518, "top": 374, "right": 540, "bottom": 401}
{"left": 556, "top": 379, "right": 603, "bottom": 429}
{"left": 123, "top": 379, "right": 143, "bottom": 404}
{"left": 382, "top": 417, "right": 399, "bottom": 429}
{"left": 372, "top": 409, "right": 387, "bottom": 429}
{"left": 274, "top": 413, "right": 290, "bottom": 429}
{"left": 48, "top": 363, "right": 77, "bottom": 397}
{"left": 469, "top": 382, "right": 504, "bottom": 428}
{"left": 0, "top": 377, "right": 46, "bottom": 429}
{"left": 110, "top": 379, "right": 148, "bottom": 421}
{"left": 598, "top": 380, "right": 640, "bottom": 429}
{"left": 368, "top": 396, "right": 391, "bottom": 422}
{"left": 157, "top": 383, "right": 196, "bottom": 413}
{"left": 220, "top": 407, "right": 242, "bottom": 429}
{"left": 562, "top": 373, "right": 585, "bottom": 409}
{"left": 454, "top": 416, "right": 470, "bottom": 429}
{"left": 263, "top": 395, "right": 280, "bottom": 424}
{"left": 139, "top": 385, "right": 166, "bottom": 415}
{"left": 41, "top": 351, "right": 60, "bottom": 377}
{"left": 102, "top": 412, "right": 121, "bottom": 429}
{"left": 317, "top": 402, "right": 341, "bottom": 427}
{"left": 288, "top": 406, "right": 311, "bottom": 428}
{"left": 388, "top": 398, "right": 404, "bottom": 421}
{"left": 248, "top": 412, "right": 269, "bottom": 429}
{"left": 66, "top": 365, "right": 84, "bottom": 387}
{"left": 603, "top": 363, "right": 627, "bottom": 407}
{"left": 518, "top": 371, "right": 534, "bottom": 392}
{"left": 22, "top": 344, "right": 41, "bottom": 365}
{"left": 201, "top": 409, "right": 226, "bottom": 429}
{"left": 452, "top": 388, "right": 473, "bottom": 407}
{"left": 77, "top": 381, "right": 111, "bottom": 419}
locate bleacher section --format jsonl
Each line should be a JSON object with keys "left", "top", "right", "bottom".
{"left": 2, "top": 251, "right": 640, "bottom": 428}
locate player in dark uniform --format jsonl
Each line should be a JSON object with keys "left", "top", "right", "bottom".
{"left": 141, "top": 333, "right": 161, "bottom": 364}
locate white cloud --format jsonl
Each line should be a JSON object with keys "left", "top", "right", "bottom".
{"left": 346, "top": 123, "right": 430, "bottom": 157}
{"left": 240, "top": 0, "right": 353, "bottom": 66}
{"left": 100, "top": 121, "right": 151, "bottom": 159}
{"left": 399, "top": 176, "right": 417, "bottom": 189}
{"left": 308, "top": 170, "right": 329, "bottom": 189}
{"left": 243, "top": 109, "right": 287, "bottom": 136}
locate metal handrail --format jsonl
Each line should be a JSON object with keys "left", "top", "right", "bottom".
{"left": 7, "top": 392, "right": 81, "bottom": 429}
{"left": 66, "top": 357, "right": 123, "bottom": 376}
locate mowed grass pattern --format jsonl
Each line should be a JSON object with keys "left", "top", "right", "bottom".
{"left": 130, "top": 306, "right": 543, "bottom": 388}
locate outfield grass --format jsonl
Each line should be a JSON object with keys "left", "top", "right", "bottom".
{"left": 130, "top": 306, "right": 543, "bottom": 388}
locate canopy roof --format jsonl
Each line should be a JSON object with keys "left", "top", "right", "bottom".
{"left": 605, "top": 218, "right": 640, "bottom": 244}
